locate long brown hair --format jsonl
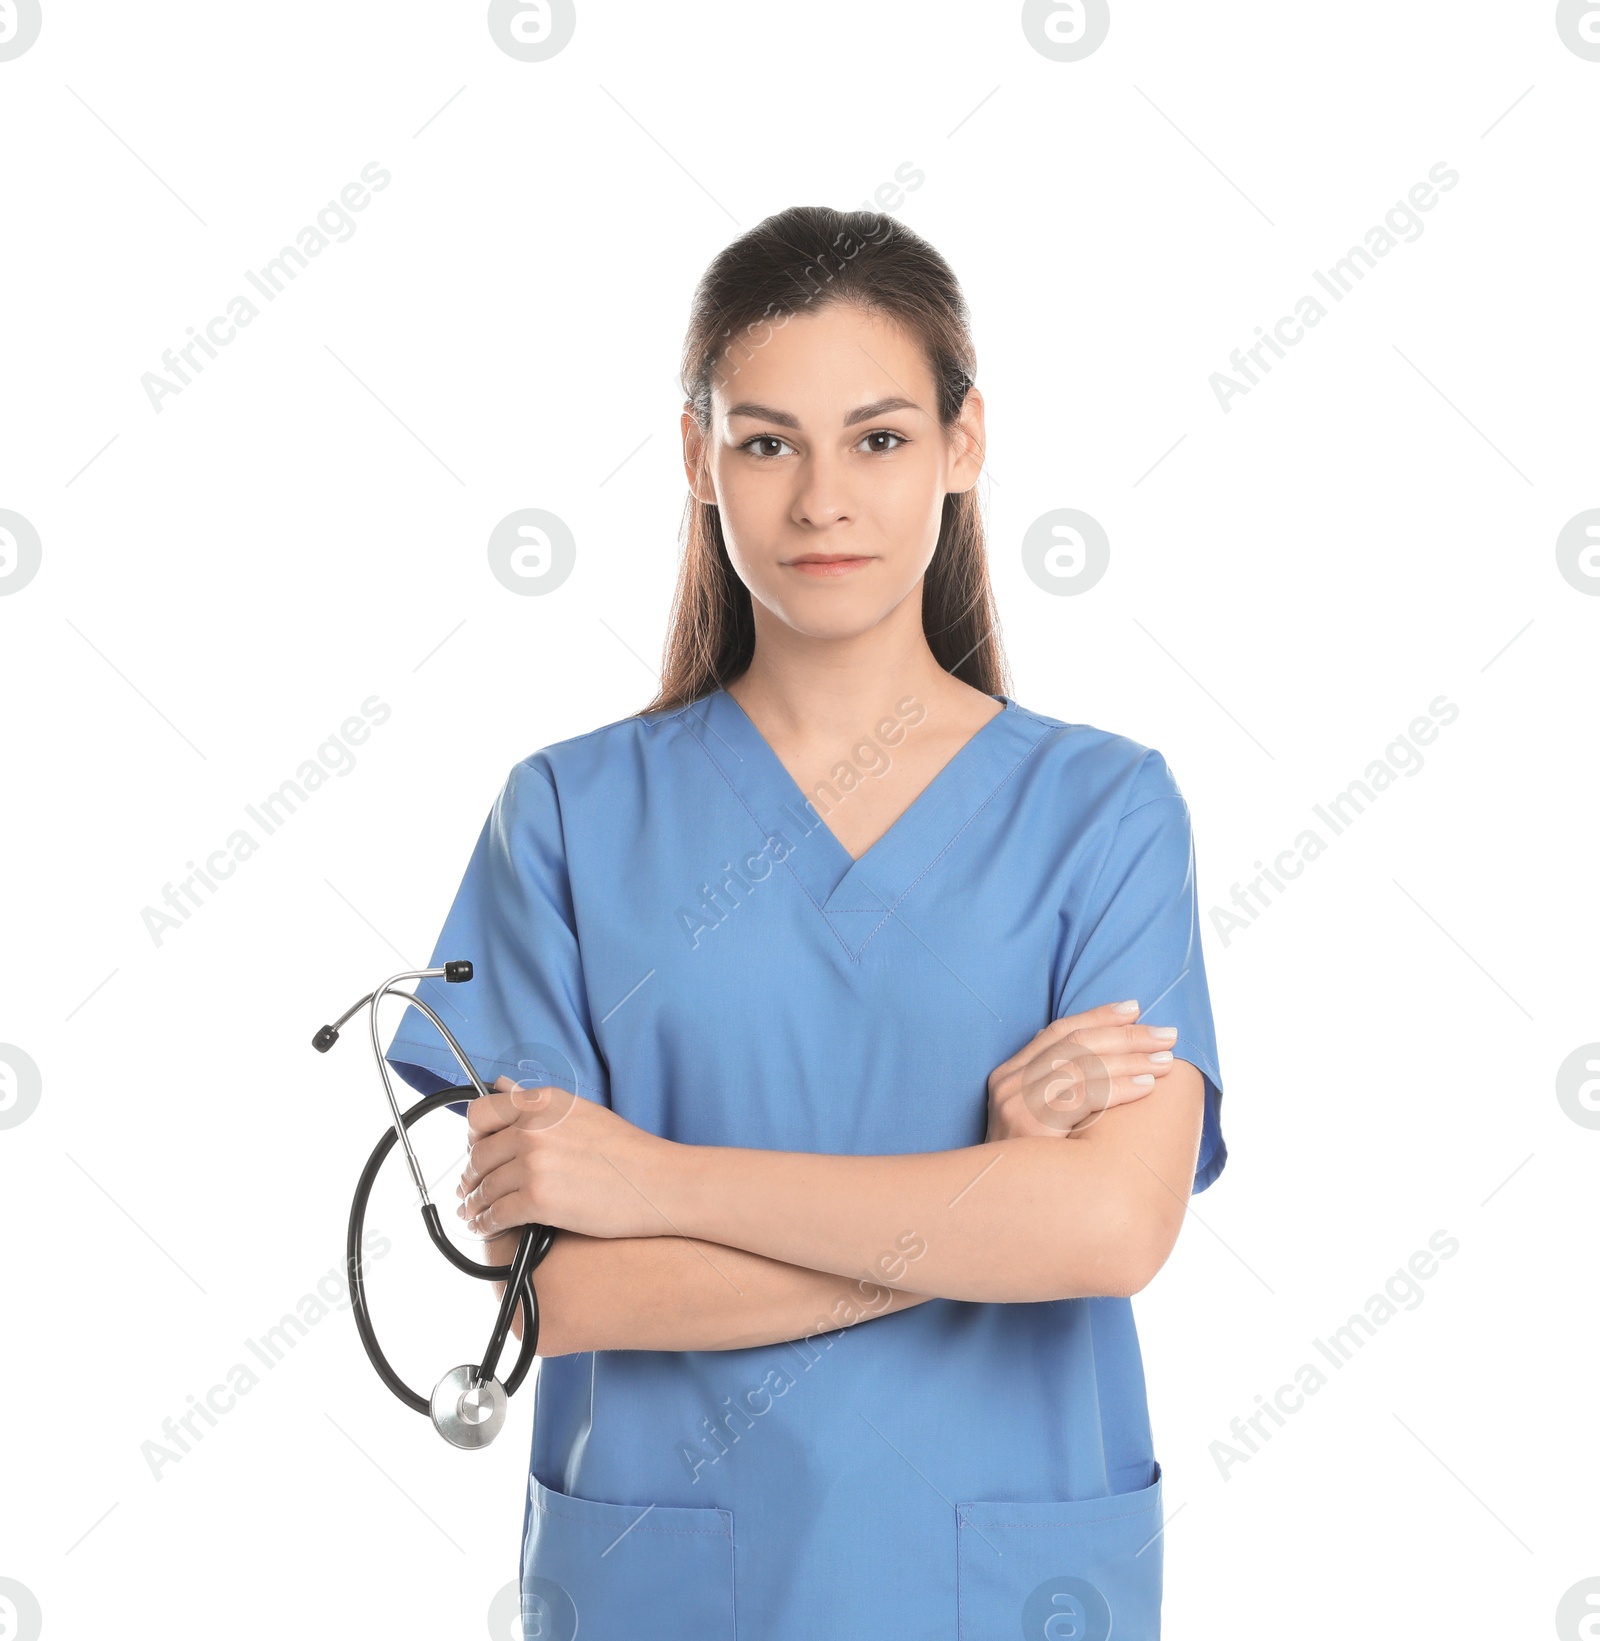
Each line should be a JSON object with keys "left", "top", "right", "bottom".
{"left": 637, "top": 205, "right": 1010, "bottom": 717}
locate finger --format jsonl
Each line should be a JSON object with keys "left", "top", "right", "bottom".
{"left": 464, "top": 1196, "right": 510, "bottom": 1239}
{"left": 1025, "top": 1052, "right": 1171, "bottom": 1131}
{"left": 1052, "top": 1065, "right": 1169, "bottom": 1131}
{"left": 1058, "top": 998, "right": 1143, "bottom": 1030}
{"left": 1048, "top": 1049, "right": 1176, "bottom": 1084}
{"left": 459, "top": 1159, "right": 529, "bottom": 1235}
{"left": 503, "top": 1080, "right": 578, "bottom": 1132}
{"left": 456, "top": 1129, "right": 521, "bottom": 1195}
{"left": 1030, "top": 1000, "right": 1146, "bottom": 1057}
{"left": 465, "top": 1079, "right": 527, "bottom": 1139}
{"left": 990, "top": 1001, "right": 1138, "bottom": 1084}
{"left": 1045, "top": 1023, "right": 1180, "bottom": 1058}
{"left": 1062, "top": 1073, "right": 1161, "bottom": 1134}
{"left": 1043, "top": 1047, "right": 1175, "bottom": 1094}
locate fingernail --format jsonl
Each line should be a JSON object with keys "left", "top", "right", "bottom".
{"left": 1113, "top": 999, "right": 1140, "bottom": 1014}
{"left": 1153, "top": 1027, "right": 1178, "bottom": 1040}
{"left": 1149, "top": 1050, "right": 1173, "bottom": 1063}
{"left": 1132, "top": 1073, "right": 1155, "bottom": 1086}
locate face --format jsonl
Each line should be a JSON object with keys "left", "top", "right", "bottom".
{"left": 681, "top": 302, "right": 984, "bottom": 643}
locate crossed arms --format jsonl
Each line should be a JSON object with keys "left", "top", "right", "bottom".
{"left": 473, "top": 1006, "right": 1206, "bottom": 1355}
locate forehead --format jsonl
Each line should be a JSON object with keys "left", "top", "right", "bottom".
{"left": 711, "top": 303, "right": 936, "bottom": 421}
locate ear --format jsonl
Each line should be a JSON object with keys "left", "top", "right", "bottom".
{"left": 945, "top": 384, "right": 986, "bottom": 495}
{"left": 681, "top": 405, "right": 717, "bottom": 505}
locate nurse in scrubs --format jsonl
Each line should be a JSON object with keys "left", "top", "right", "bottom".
{"left": 385, "top": 205, "right": 1225, "bottom": 1641}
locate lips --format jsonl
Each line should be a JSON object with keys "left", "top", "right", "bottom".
{"left": 786, "top": 555, "right": 873, "bottom": 577}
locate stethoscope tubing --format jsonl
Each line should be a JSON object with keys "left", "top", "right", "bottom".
{"left": 345, "top": 1082, "right": 553, "bottom": 1415}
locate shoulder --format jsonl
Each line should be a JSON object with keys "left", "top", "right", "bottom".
{"left": 497, "top": 695, "right": 712, "bottom": 804}
{"left": 1004, "top": 696, "right": 1189, "bottom": 822}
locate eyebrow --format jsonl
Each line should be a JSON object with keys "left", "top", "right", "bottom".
{"left": 724, "top": 396, "right": 924, "bottom": 430}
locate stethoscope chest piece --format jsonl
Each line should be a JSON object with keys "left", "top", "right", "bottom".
{"left": 431, "top": 1364, "right": 508, "bottom": 1449}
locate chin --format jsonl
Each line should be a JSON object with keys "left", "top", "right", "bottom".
{"left": 772, "top": 591, "right": 912, "bottom": 641}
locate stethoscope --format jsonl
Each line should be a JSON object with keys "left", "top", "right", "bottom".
{"left": 311, "top": 961, "right": 557, "bottom": 1449}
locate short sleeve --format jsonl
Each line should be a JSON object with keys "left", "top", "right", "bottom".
{"left": 1054, "top": 752, "right": 1226, "bottom": 1194}
{"left": 382, "top": 758, "right": 611, "bottom": 1118}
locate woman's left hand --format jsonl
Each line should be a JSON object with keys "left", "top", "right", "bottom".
{"left": 456, "top": 1076, "right": 675, "bottom": 1242}
{"left": 985, "top": 1001, "right": 1179, "bottom": 1142}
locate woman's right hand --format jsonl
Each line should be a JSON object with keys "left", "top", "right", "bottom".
{"left": 985, "top": 1001, "right": 1180, "bottom": 1143}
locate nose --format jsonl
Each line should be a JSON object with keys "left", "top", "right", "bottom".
{"left": 790, "top": 446, "right": 851, "bottom": 530}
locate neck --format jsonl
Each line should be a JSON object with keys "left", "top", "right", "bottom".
{"left": 726, "top": 589, "right": 971, "bottom": 750}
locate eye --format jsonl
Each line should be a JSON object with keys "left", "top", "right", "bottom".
{"left": 740, "top": 434, "right": 794, "bottom": 460}
{"left": 859, "top": 429, "right": 908, "bottom": 454}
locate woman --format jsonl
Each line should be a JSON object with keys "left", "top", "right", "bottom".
{"left": 385, "top": 205, "right": 1225, "bottom": 1640}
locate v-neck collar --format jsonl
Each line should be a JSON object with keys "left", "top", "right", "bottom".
{"left": 680, "top": 686, "right": 1056, "bottom": 955}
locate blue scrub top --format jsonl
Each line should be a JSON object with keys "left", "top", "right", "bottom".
{"left": 385, "top": 686, "right": 1225, "bottom": 1641}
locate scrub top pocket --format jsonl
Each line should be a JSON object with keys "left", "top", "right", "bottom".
{"left": 956, "top": 1463, "right": 1164, "bottom": 1641}
{"left": 521, "top": 1474, "right": 736, "bottom": 1641}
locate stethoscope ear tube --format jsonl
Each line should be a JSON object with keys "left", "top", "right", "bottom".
{"left": 346, "top": 1084, "right": 556, "bottom": 1417}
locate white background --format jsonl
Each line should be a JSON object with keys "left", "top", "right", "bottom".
{"left": 1, "top": 2, "right": 1597, "bottom": 1636}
